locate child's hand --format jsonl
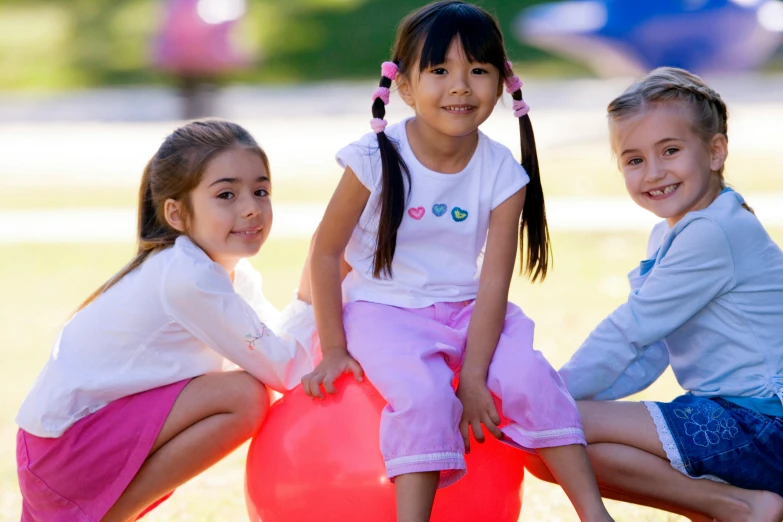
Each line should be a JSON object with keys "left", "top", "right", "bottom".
{"left": 456, "top": 377, "right": 503, "bottom": 453}
{"left": 301, "top": 351, "right": 364, "bottom": 398}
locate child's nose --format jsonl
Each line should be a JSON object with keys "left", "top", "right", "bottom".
{"left": 644, "top": 157, "right": 666, "bottom": 182}
{"left": 449, "top": 74, "right": 471, "bottom": 96}
{"left": 241, "top": 193, "right": 263, "bottom": 217}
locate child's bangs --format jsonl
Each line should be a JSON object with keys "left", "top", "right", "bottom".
{"left": 417, "top": 5, "right": 505, "bottom": 73}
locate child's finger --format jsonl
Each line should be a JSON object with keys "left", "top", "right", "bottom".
{"left": 323, "top": 373, "right": 337, "bottom": 395}
{"left": 482, "top": 412, "right": 504, "bottom": 440}
{"left": 471, "top": 419, "right": 486, "bottom": 443}
{"left": 460, "top": 419, "right": 471, "bottom": 453}
{"left": 308, "top": 373, "right": 325, "bottom": 398}
{"left": 488, "top": 405, "right": 502, "bottom": 427}
{"left": 301, "top": 374, "right": 314, "bottom": 397}
{"left": 349, "top": 360, "right": 364, "bottom": 381}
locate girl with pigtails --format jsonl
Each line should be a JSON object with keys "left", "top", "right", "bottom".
{"left": 301, "top": 2, "right": 613, "bottom": 520}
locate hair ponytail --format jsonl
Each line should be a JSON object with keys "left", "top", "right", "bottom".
{"left": 371, "top": 61, "right": 411, "bottom": 278}
{"left": 505, "top": 66, "right": 550, "bottom": 282}
{"left": 76, "top": 159, "right": 179, "bottom": 310}
{"left": 375, "top": 1, "right": 550, "bottom": 279}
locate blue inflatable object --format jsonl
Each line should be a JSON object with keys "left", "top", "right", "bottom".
{"left": 515, "top": 0, "right": 783, "bottom": 75}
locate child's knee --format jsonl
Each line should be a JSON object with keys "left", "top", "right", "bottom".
{"left": 229, "top": 372, "right": 270, "bottom": 435}
{"left": 524, "top": 453, "right": 557, "bottom": 483}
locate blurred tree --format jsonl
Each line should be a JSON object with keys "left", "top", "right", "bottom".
{"left": 0, "top": 0, "right": 578, "bottom": 90}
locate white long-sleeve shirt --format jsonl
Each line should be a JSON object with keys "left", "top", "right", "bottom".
{"left": 16, "top": 236, "right": 317, "bottom": 438}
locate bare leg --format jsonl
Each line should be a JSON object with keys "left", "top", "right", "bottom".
{"left": 395, "top": 471, "right": 439, "bottom": 522}
{"left": 102, "top": 371, "right": 269, "bottom": 522}
{"left": 537, "top": 444, "right": 614, "bottom": 521}
{"left": 526, "top": 401, "right": 783, "bottom": 522}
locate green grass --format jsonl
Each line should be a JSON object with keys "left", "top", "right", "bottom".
{"left": 7, "top": 229, "right": 782, "bottom": 520}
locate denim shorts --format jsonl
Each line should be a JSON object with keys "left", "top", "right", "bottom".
{"left": 644, "top": 394, "right": 783, "bottom": 496}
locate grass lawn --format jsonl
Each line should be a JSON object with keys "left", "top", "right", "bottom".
{"left": 5, "top": 226, "right": 781, "bottom": 520}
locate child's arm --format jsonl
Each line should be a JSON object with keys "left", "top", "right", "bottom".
{"left": 162, "top": 259, "right": 317, "bottom": 393}
{"left": 587, "top": 340, "right": 670, "bottom": 400}
{"left": 560, "top": 217, "right": 734, "bottom": 399}
{"left": 300, "top": 167, "right": 369, "bottom": 398}
{"left": 297, "top": 226, "right": 352, "bottom": 305}
{"left": 457, "top": 187, "right": 526, "bottom": 451}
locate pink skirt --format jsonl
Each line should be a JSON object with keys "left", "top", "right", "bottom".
{"left": 17, "top": 379, "right": 191, "bottom": 521}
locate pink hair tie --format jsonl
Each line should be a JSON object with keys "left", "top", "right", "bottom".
{"left": 381, "top": 61, "right": 398, "bottom": 80}
{"left": 505, "top": 74, "right": 523, "bottom": 94}
{"left": 370, "top": 118, "right": 388, "bottom": 134}
{"left": 512, "top": 99, "right": 530, "bottom": 118}
{"left": 372, "top": 87, "right": 391, "bottom": 105}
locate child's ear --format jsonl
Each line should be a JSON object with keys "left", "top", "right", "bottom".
{"left": 709, "top": 133, "right": 728, "bottom": 172}
{"left": 164, "top": 199, "right": 186, "bottom": 232}
{"left": 396, "top": 73, "right": 415, "bottom": 109}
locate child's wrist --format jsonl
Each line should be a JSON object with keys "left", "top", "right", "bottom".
{"left": 459, "top": 367, "right": 488, "bottom": 384}
{"left": 321, "top": 345, "right": 349, "bottom": 357}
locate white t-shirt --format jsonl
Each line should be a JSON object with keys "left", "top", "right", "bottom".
{"left": 16, "top": 236, "right": 316, "bottom": 438}
{"left": 336, "top": 119, "right": 529, "bottom": 308}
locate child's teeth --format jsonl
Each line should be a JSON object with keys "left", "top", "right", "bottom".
{"left": 650, "top": 184, "right": 678, "bottom": 196}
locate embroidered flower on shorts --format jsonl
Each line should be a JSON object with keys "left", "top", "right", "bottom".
{"left": 719, "top": 417, "right": 738, "bottom": 440}
{"left": 245, "top": 324, "right": 272, "bottom": 350}
{"left": 681, "top": 407, "right": 722, "bottom": 447}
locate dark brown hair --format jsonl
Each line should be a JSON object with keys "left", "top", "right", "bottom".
{"left": 371, "top": 0, "right": 550, "bottom": 281}
{"left": 78, "top": 119, "right": 268, "bottom": 309}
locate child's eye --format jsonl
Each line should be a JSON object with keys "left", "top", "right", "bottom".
{"left": 217, "top": 191, "right": 234, "bottom": 200}
{"left": 663, "top": 147, "right": 679, "bottom": 156}
{"left": 430, "top": 68, "right": 447, "bottom": 75}
{"left": 255, "top": 188, "right": 269, "bottom": 197}
{"left": 627, "top": 158, "right": 643, "bottom": 166}
{"left": 471, "top": 68, "right": 488, "bottom": 75}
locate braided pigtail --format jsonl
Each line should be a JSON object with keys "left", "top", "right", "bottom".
{"left": 505, "top": 61, "right": 550, "bottom": 282}
{"left": 371, "top": 60, "right": 411, "bottom": 278}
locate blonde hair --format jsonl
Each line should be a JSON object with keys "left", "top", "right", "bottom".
{"left": 607, "top": 67, "right": 750, "bottom": 212}
{"left": 78, "top": 119, "right": 268, "bottom": 309}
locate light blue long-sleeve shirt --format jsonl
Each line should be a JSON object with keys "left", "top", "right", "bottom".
{"left": 560, "top": 189, "right": 783, "bottom": 416}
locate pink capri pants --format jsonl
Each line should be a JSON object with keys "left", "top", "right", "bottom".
{"left": 343, "top": 300, "right": 585, "bottom": 488}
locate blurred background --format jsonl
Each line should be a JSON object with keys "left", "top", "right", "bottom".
{"left": 1, "top": 0, "right": 782, "bottom": 520}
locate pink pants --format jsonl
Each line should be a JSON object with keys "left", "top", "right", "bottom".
{"left": 343, "top": 300, "right": 585, "bottom": 488}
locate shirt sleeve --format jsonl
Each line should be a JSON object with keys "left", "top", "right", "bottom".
{"left": 559, "top": 217, "right": 735, "bottom": 400}
{"left": 579, "top": 341, "right": 671, "bottom": 400}
{"left": 161, "top": 255, "right": 317, "bottom": 393}
{"left": 336, "top": 132, "right": 380, "bottom": 191}
{"left": 490, "top": 148, "right": 529, "bottom": 210}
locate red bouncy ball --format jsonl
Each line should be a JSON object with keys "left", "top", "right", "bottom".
{"left": 245, "top": 378, "right": 525, "bottom": 521}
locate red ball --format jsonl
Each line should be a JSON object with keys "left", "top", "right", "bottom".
{"left": 245, "top": 378, "right": 525, "bottom": 521}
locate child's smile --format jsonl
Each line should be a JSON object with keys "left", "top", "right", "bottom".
{"left": 645, "top": 182, "right": 681, "bottom": 199}
{"left": 398, "top": 39, "right": 502, "bottom": 141}
{"left": 610, "top": 102, "right": 727, "bottom": 226}
{"left": 167, "top": 146, "right": 273, "bottom": 274}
